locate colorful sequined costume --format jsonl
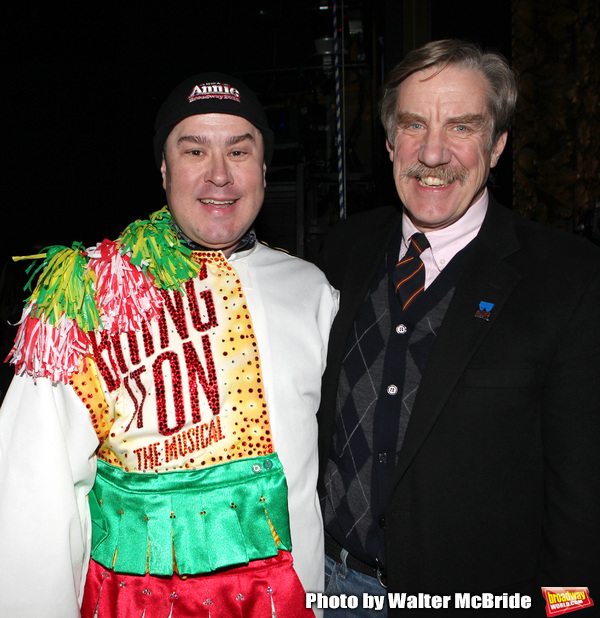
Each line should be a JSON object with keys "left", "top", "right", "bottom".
{"left": 0, "top": 208, "right": 338, "bottom": 617}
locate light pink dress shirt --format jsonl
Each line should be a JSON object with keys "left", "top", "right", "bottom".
{"left": 400, "top": 189, "right": 489, "bottom": 290}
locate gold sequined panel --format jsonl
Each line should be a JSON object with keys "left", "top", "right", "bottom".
{"left": 84, "top": 252, "right": 274, "bottom": 472}
{"left": 70, "top": 358, "right": 120, "bottom": 465}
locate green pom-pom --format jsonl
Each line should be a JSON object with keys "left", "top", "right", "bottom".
{"left": 28, "top": 242, "right": 101, "bottom": 332}
{"left": 118, "top": 207, "right": 200, "bottom": 291}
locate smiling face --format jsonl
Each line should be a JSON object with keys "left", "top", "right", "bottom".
{"left": 161, "top": 113, "right": 266, "bottom": 255}
{"left": 386, "top": 65, "right": 507, "bottom": 231}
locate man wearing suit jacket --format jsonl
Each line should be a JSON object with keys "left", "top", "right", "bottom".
{"left": 317, "top": 39, "right": 600, "bottom": 616}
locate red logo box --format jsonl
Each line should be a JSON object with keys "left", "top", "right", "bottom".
{"left": 542, "top": 587, "right": 593, "bottom": 616}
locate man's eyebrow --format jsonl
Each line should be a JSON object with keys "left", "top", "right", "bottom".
{"left": 226, "top": 133, "right": 256, "bottom": 146}
{"left": 447, "top": 113, "right": 486, "bottom": 127}
{"left": 177, "top": 134, "right": 209, "bottom": 146}
{"left": 395, "top": 112, "right": 425, "bottom": 125}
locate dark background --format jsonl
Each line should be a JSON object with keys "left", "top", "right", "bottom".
{"left": 2, "top": 0, "right": 511, "bottom": 255}
{"left": 1, "top": 0, "right": 511, "bottom": 398}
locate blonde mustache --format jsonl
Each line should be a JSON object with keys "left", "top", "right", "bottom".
{"left": 399, "top": 163, "right": 468, "bottom": 185}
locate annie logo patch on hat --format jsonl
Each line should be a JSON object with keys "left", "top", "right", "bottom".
{"left": 188, "top": 82, "right": 241, "bottom": 103}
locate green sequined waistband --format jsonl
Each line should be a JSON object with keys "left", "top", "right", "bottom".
{"left": 89, "top": 454, "right": 291, "bottom": 576}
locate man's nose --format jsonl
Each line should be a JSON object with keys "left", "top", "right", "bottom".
{"left": 418, "top": 128, "right": 451, "bottom": 168}
{"left": 204, "top": 154, "right": 232, "bottom": 186}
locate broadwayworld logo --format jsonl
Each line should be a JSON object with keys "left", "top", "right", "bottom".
{"left": 542, "top": 587, "right": 594, "bottom": 616}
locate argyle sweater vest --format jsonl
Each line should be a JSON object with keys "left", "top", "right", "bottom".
{"left": 322, "top": 231, "right": 473, "bottom": 568}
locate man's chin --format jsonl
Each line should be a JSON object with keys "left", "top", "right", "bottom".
{"left": 404, "top": 206, "right": 466, "bottom": 232}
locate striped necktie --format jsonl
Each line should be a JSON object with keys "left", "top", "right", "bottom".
{"left": 394, "top": 232, "right": 430, "bottom": 310}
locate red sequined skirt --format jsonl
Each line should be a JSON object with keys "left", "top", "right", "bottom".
{"left": 82, "top": 550, "right": 313, "bottom": 617}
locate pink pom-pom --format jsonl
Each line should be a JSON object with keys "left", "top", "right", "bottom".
{"left": 88, "top": 240, "right": 163, "bottom": 334}
{"left": 7, "top": 304, "right": 91, "bottom": 383}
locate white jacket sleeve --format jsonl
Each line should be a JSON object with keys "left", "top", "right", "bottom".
{"left": 0, "top": 374, "right": 98, "bottom": 618}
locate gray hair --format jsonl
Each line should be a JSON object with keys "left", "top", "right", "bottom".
{"left": 380, "top": 39, "right": 518, "bottom": 151}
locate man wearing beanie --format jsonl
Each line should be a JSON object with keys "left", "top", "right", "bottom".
{"left": 0, "top": 73, "right": 338, "bottom": 617}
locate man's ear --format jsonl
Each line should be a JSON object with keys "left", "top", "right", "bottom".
{"left": 263, "top": 162, "right": 267, "bottom": 188}
{"left": 490, "top": 132, "right": 508, "bottom": 168}
{"left": 386, "top": 138, "right": 394, "bottom": 162}
{"left": 160, "top": 157, "right": 167, "bottom": 189}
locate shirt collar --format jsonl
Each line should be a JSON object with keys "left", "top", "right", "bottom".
{"left": 170, "top": 219, "right": 257, "bottom": 255}
{"left": 401, "top": 189, "right": 488, "bottom": 270}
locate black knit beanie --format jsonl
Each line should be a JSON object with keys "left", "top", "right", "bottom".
{"left": 153, "top": 72, "right": 274, "bottom": 169}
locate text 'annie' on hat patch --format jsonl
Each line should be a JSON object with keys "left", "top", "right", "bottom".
{"left": 188, "top": 82, "right": 241, "bottom": 103}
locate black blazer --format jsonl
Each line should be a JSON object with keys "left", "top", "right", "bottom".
{"left": 318, "top": 197, "right": 600, "bottom": 615}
